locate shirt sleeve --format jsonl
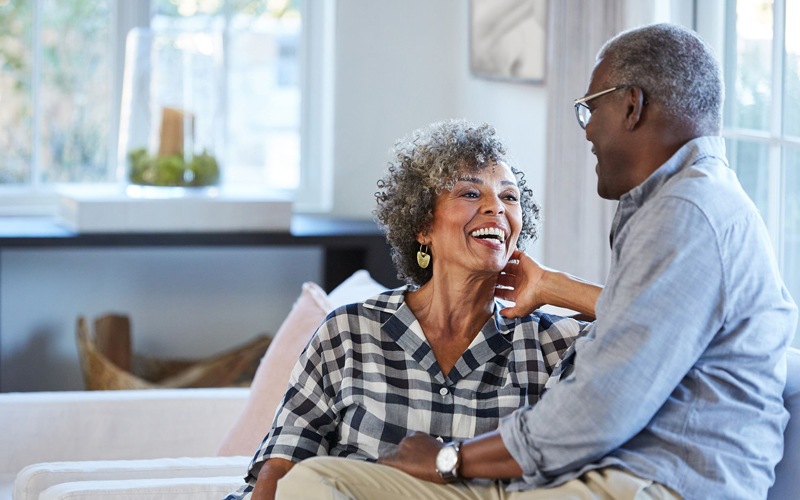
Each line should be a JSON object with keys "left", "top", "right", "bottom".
{"left": 535, "top": 313, "right": 589, "bottom": 373}
{"left": 500, "top": 196, "right": 726, "bottom": 485}
{"left": 245, "top": 311, "right": 347, "bottom": 482}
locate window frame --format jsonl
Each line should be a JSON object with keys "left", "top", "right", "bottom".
{"left": 696, "top": 0, "right": 799, "bottom": 341}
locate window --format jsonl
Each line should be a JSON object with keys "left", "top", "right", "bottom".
{"left": 150, "top": 0, "right": 302, "bottom": 190}
{"left": 0, "top": 0, "right": 330, "bottom": 214}
{"left": 0, "top": 0, "right": 114, "bottom": 186}
{"left": 704, "top": 0, "right": 800, "bottom": 342}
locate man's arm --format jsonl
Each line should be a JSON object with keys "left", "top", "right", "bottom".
{"left": 498, "top": 197, "right": 726, "bottom": 483}
{"left": 252, "top": 458, "right": 294, "bottom": 500}
{"left": 495, "top": 250, "right": 601, "bottom": 319}
{"left": 377, "top": 430, "right": 521, "bottom": 482}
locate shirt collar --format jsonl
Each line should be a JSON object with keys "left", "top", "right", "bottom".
{"left": 621, "top": 136, "right": 727, "bottom": 210}
{"left": 363, "top": 286, "right": 515, "bottom": 384}
{"left": 363, "top": 286, "right": 517, "bottom": 336}
{"left": 610, "top": 136, "right": 727, "bottom": 247}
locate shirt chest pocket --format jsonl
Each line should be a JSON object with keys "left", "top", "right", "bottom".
{"left": 468, "top": 385, "right": 534, "bottom": 435}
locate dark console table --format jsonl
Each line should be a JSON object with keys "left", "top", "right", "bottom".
{"left": 0, "top": 215, "right": 401, "bottom": 291}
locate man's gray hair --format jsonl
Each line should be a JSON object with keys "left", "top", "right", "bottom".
{"left": 598, "top": 23, "right": 724, "bottom": 133}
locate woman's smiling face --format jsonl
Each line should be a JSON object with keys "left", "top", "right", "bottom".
{"left": 421, "top": 161, "right": 522, "bottom": 278}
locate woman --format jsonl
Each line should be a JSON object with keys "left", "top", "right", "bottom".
{"left": 226, "top": 119, "right": 600, "bottom": 500}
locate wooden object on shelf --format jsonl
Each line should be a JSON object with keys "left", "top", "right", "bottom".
{"left": 76, "top": 313, "right": 271, "bottom": 390}
{"left": 158, "top": 106, "right": 194, "bottom": 157}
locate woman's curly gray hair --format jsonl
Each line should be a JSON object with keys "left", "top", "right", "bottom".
{"left": 374, "top": 119, "right": 540, "bottom": 286}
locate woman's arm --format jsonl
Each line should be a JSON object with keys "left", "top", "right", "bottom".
{"left": 496, "top": 250, "right": 601, "bottom": 319}
{"left": 252, "top": 458, "right": 295, "bottom": 500}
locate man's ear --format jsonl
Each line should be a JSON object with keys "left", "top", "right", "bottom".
{"left": 625, "top": 86, "right": 646, "bottom": 131}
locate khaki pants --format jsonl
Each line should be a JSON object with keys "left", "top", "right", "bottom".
{"left": 275, "top": 456, "right": 680, "bottom": 500}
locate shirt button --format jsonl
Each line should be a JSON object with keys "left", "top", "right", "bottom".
{"left": 439, "top": 387, "right": 449, "bottom": 396}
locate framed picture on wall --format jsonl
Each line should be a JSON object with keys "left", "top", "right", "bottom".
{"left": 470, "top": 0, "right": 547, "bottom": 83}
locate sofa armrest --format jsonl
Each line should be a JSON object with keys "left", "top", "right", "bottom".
{"left": 38, "top": 475, "right": 246, "bottom": 500}
{"left": 14, "top": 456, "right": 250, "bottom": 500}
{"left": 0, "top": 388, "right": 248, "bottom": 481}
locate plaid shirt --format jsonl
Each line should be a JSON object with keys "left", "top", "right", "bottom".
{"left": 227, "top": 287, "right": 586, "bottom": 498}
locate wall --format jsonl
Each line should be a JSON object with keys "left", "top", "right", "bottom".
{"left": 1, "top": 1, "right": 553, "bottom": 392}
{"left": 1, "top": 248, "right": 323, "bottom": 391}
{"left": 329, "top": 0, "right": 461, "bottom": 220}
{"left": 329, "top": 0, "right": 549, "bottom": 257}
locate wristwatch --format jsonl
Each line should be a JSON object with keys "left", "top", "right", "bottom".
{"left": 435, "top": 440, "right": 462, "bottom": 482}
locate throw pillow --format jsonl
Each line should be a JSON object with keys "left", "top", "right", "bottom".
{"left": 217, "top": 282, "right": 331, "bottom": 456}
{"left": 217, "top": 270, "right": 389, "bottom": 457}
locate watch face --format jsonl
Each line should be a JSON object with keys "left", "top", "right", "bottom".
{"left": 436, "top": 445, "right": 459, "bottom": 472}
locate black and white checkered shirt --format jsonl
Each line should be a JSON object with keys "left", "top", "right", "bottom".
{"left": 228, "top": 287, "right": 586, "bottom": 498}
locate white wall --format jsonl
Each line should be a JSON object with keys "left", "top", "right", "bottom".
{"left": 1, "top": 248, "right": 323, "bottom": 391}
{"left": 330, "top": 0, "right": 461, "bottom": 219}
{"left": 329, "top": 1, "right": 549, "bottom": 261}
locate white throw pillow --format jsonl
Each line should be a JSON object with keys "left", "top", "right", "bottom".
{"left": 327, "top": 269, "right": 389, "bottom": 309}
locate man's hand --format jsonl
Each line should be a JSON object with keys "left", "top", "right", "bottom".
{"left": 496, "top": 250, "right": 548, "bottom": 318}
{"left": 496, "top": 250, "right": 601, "bottom": 319}
{"left": 377, "top": 432, "right": 445, "bottom": 483}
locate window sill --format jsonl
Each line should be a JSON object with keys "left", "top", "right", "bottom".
{"left": 0, "top": 184, "right": 302, "bottom": 233}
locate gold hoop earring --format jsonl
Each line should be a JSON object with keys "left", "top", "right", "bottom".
{"left": 417, "top": 244, "right": 430, "bottom": 269}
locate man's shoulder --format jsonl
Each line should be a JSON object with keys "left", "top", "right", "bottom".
{"left": 651, "top": 159, "right": 756, "bottom": 230}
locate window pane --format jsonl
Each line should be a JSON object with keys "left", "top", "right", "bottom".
{"left": 785, "top": 0, "right": 800, "bottom": 138}
{"left": 727, "top": 0, "right": 773, "bottom": 132}
{"left": 39, "top": 0, "right": 112, "bottom": 183}
{"left": 784, "top": 145, "right": 800, "bottom": 342}
{"left": 153, "top": 0, "right": 302, "bottom": 189}
{"left": 0, "top": 0, "right": 33, "bottom": 184}
{"left": 227, "top": 5, "right": 301, "bottom": 188}
{"left": 726, "top": 138, "right": 770, "bottom": 213}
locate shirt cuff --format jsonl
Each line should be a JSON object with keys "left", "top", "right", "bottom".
{"left": 499, "top": 408, "right": 548, "bottom": 488}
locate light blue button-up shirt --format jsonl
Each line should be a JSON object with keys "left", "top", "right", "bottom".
{"left": 500, "top": 136, "right": 798, "bottom": 498}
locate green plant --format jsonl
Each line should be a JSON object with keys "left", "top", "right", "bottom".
{"left": 128, "top": 147, "right": 219, "bottom": 187}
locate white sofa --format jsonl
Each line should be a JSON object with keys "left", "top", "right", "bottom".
{"left": 3, "top": 347, "right": 799, "bottom": 499}
{"left": 1, "top": 388, "right": 251, "bottom": 499}
{"left": 3, "top": 270, "right": 391, "bottom": 500}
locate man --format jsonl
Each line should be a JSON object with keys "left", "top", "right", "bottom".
{"left": 274, "top": 23, "right": 798, "bottom": 499}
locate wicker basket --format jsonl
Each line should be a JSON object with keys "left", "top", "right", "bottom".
{"left": 76, "top": 313, "right": 271, "bottom": 390}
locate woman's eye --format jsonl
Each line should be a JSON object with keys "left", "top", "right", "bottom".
{"left": 462, "top": 191, "right": 479, "bottom": 198}
{"left": 503, "top": 193, "right": 519, "bottom": 202}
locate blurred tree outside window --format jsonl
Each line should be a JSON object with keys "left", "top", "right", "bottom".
{"left": 0, "top": 0, "right": 112, "bottom": 185}
{"left": 0, "top": 0, "right": 302, "bottom": 195}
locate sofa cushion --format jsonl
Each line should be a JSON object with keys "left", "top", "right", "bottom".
{"left": 15, "top": 456, "right": 249, "bottom": 500}
{"left": 768, "top": 346, "right": 800, "bottom": 499}
{"left": 38, "top": 475, "right": 245, "bottom": 500}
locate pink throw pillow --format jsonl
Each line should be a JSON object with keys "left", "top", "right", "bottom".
{"left": 217, "top": 282, "right": 331, "bottom": 456}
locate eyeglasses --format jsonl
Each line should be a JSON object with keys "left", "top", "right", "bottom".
{"left": 573, "top": 85, "right": 628, "bottom": 129}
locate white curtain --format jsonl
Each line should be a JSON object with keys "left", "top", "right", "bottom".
{"left": 541, "top": 0, "right": 681, "bottom": 284}
{"left": 541, "top": 0, "right": 624, "bottom": 285}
